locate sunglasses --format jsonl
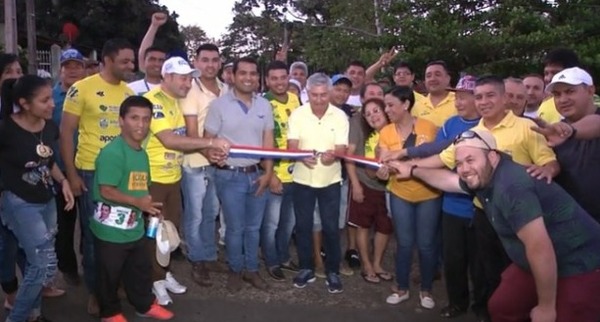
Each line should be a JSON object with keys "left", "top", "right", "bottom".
{"left": 453, "top": 130, "right": 493, "bottom": 150}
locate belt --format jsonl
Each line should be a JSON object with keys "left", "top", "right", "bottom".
{"left": 217, "top": 164, "right": 260, "bottom": 173}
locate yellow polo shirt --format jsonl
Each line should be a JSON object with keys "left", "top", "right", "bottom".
{"left": 378, "top": 118, "right": 440, "bottom": 202}
{"left": 63, "top": 74, "right": 133, "bottom": 170}
{"left": 537, "top": 97, "right": 562, "bottom": 124}
{"left": 439, "top": 111, "right": 556, "bottom": 169}
{"left": 411, "top": 91, "right": 456, "bottom": 127}
{"left": 265, "top": 92, "right": 301, "bottom": 183}
{"left": 287, "top": 104, "right": 349, "bottom": 188}
{"left": 414, "top": 91, "right": 426, "bottom": 104}
{"left": 143, "top": 88, "right": 186, "bottom": 184}
{"left": 180, "top": 79, "right": 227, "bottom": 168}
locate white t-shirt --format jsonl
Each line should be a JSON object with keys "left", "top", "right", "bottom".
{"left": 346, "top": 94, "right": 362, "bottom": 107}
{"left": 128, "top": 79, "right": 159, "bottom": 95}
{"left": 523, "top": 109, "right": 539, "bottom": 119}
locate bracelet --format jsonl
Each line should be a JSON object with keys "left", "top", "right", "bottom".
{"left": 409, "top": 164, "right": 418, "bottom": 178}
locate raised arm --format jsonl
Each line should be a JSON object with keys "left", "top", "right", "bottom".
{"left": 138, "top": 12, "right": 167, "bottom": 72}
{"left": 388, "top": 161, "right": 466, "bottom": 194}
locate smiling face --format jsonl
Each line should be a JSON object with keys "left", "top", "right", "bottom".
{"left": 266, "top": 68, "right": 289, "bottom": 96}
{"left": 195, "top": 49, "right": 221, "bottom": 80}
{"left": 19, "top": 84, "right": 54, "bottom": 120}
{"left": 551, "top": 83, "right": 595, "bottom": 121}
{"left": 144, "top": 50, "right": 166, "bottom": 80}
{"left": 455, "top": 146, "right": 496, "bottom": 190}
{"left": 234, "top": 61, "right": 259, "bottom": 94}
{"left": 474, "top": 83, "right": 506, "bottom": 122}
{"left": 384, "top": 93, "right": 410, "bottom": 123}
{"left": 425, "top": 64, "right": 451, "bottom": 95}
{"left": 363, "top": 101, "right": 388, "bottom": 131}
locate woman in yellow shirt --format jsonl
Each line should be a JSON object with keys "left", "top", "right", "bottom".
{"left": 376, "top": 86, "right": 441, "bottom": 309}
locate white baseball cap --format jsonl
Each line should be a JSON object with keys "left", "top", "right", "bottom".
{"left": 161, "top": 56, "right": 200, "bottom": 78}
{"left": 546, "top": 67, "right": 594, "bottom": 92}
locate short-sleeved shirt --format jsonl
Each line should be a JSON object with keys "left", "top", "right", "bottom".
{"left": 51, "top": 82, "right": 73, "bottom": 171}
{"left": 411, "top": 91, "right": 456, "bottom": 127}
{"left": 91, "top": 136, "right": 150, "bottom": 243}
{"left": 459, "top": 154, "right": 600, "bottom": 277}
{"left": 537, "top": 97, "right": 562, "bottom": 124}
{"left": 436, "top": 115, "right": 480, "bottom": 218}
{"left": 288, "top": 104, "right": 349, "bottom": 188}
{"left": 204, "top": 90, "right": 274, "bottom": 167}
{"left": 180, "top": 79, "right": 227, "bottom": 168}
{"left": 264, "top": 91, "right": 300, "bottom": 183}
{"left": 553, "top": 110, "right": 600, "bottom": 222}
{"left": 143, "top": 87, "right": 186, "bottom": 184}
{"left": 128, "top": 79, "right": 159, "bottom": 96}
{"left": 378, "top": 118, "right": 440, "bottom": 202}
{"left": 348, "top": 114, "right": 385, "bottom": 191}
{"left": 0, "top": 117, "right": 58, "bottom": 203}
{"left": 439, "top": 111, "right": 556, "bottom": 169}
{"left": 63, "top": 74, "right": 134, "bottom": 170}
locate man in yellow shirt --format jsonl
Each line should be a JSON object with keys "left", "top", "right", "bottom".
{"left": 261, "top": 60, "right": 301, "bottom": 281}
{"left": 411, "top": 60, "right": 456, "bottom": 127}
{"left": 143, "top": 56, "right": 229, "bottom": 305}
{"left": 60, "top": 38, "right": 135, "bottom": 315}
{"left": 287, "top": 73, "right": 349, "bottom": 294}
{"left": 179, "top": 44, "right": 229, "bottom": 287}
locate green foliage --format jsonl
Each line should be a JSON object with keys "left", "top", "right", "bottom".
{"left": 222, "top": 0, "right": 600, "bottom": 81}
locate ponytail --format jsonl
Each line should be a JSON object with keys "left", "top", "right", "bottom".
{"left": 0, "top": 75, "right": 50, "bottom": 120}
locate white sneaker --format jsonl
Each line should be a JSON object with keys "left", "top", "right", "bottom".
{"left": 419, "top": 292, "right": 435, "bottom": 309}
{"left": 165, "top": 272, "right": 187, "bottom": 294}
{"left": 386, "top": 290, "right": 410, "bottom": 305}
{"left": 152, "top": 280, "right": 173, "bottom": 305}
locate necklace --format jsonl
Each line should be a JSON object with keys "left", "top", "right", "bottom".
{"left": 29, "top": 122, "right": 53, "bottom": 159}
{"left": 395, "top": 118, "right": 415, "bottom": 142}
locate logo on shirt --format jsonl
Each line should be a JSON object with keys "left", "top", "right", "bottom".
{"left": 153, "top": 111, "right": 165, "bottom": 119}
{"left": 128, "top": 172, "right": 148, "bottom": 191}
{"left": 67, "top": 87, "right": 78, "bottom": 100}
{"left": 99, "top": 135, "right": 117, "bottom": 143}
{"left": 96, "top": 91, "right": 105, "bottom": 97}
{"left": 99, "top": 118, "right": 109, "bottom": 129}
{"left": 258, "top": 114, "right": 265, "bottom": 119}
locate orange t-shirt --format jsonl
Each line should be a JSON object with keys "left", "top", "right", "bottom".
{"left": 378, "top": 118, "right": 441, "bottom": 202}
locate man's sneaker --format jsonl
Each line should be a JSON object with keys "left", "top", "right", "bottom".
{"left": 226, "top": 272, "right": 243, "bottom": 293}
{"left": 164, "top": 272, "right": 187, "bottom": 294}
{"left": 280, "top": 261, "right": 300, "bottom": 273}
{"left": 101, "top": 313, "right": 128, "bottom": 322}
{"left": 345, "top": 249, "right": 361, "bottom": 269}
{"left": 152, "top": 281, "right": 173, "bottom": 305}
{"left": 267, "top": 266, "right": 286, "bottom": 282}
{"left": 242, "top": 271, "right": 270, "bottom": 290}
{"left": 191, "top": 262, "right": 212, "bottom": 287}
{"left": 292, "top": 269, "right": 316, "bottom": 288}
{"left": 325, "top": 273, "right": 343, "bottom": 294}
{"left": 136, "top": 302, "right": 174, "bottom": 320}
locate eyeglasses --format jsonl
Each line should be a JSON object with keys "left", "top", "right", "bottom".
{"left": 453, "top": 130, "right": 493, "bottom": 150}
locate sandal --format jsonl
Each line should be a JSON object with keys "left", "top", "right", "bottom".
{"left": 375, "top": 271, "right": 393, "bottom": 281}
{"left": 361, "top": 272, "right": 381, "bottom": 284}
{"left": 440, "top": 305, "right": 467, "bottom": 318}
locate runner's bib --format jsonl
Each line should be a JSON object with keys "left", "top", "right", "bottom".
{"left": 93, "top": 202, "right": 139, "bottom": 230}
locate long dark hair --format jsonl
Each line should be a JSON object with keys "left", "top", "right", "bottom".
{"left": 1, "top": 75, "right": 51, "bottom": 120}
{"left": 359, "top": 97, "right": 389, "bottom": 145}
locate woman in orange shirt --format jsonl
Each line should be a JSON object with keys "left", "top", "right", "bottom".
{"left": 376, "top": 86, "right": 441, "bottom": 309}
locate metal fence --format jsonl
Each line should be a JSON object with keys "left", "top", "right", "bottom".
{"left": 37, "top": 49, "right": 52, "bottom": 73}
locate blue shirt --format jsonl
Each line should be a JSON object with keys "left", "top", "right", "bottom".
{"left": 436, "top": 115, "right": 480, "bottom": 218}
{"left": 52, "top": 83, "right": 78, "bottom": 170}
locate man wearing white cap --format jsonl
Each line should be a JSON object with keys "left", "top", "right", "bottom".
{"left": 389, "top": 128, "right": 600, "bottom": 322}
{"left": 143, "top": 56, "right": 230, "bottom": 305}
{"left": 534, "top": 67, "right": 600, "bottom": 224}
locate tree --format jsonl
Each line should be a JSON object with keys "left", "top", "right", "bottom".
{"left": 180, "top": 25, "right": 209, "bottom": 59}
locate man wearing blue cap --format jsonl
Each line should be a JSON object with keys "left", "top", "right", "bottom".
{"left": 52, "top": 48, "right": 86, "bottom": 286}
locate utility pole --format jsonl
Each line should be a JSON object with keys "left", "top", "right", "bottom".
{"left": 26, "top": 0, "right": 38, "bottom": 74}
{"left": 4, "top": 0, "right": 18, "bottom": 54}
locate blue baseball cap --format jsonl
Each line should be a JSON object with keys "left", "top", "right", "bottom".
{"left": 60, "top": 49, "right": 85, "bottom": 65}
{"left": 331, "top": 74, "right": 352, "bottom": 87}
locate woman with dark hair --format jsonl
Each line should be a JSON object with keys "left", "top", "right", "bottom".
{"left": 376, "top": 86, "right": 441, "bottom": 309}
{"left": 0, "top": 75, "right": 74, "bottom": 322}
{"left": 345, "top": 98, "right": 394, "bottom": 284}
{"left": 0, "top": 53, "right": 23, "bottom": 115}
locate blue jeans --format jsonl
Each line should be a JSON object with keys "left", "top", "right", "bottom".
{"left": 181, "top": 166, "right": 220, "bottom": 262}
{"left": 0, "top": 191, "right": 57, "bottom": 322}
{"left": 389, "top": 195, "right": 441, "bottom": 292}
{"left": 78, "top": 169, "right": 96, "bottom": 293}
{"left": 313, "top": 180, "right": 348, "bottom": 231}
{"left": 293, "top": 182, "right": 341, "bottom": 274}
{"left": 214, "top": 169, "right": 269, "bottom": 273}
{"left": 260, "top": 183, "right": 295, "bottom": 267}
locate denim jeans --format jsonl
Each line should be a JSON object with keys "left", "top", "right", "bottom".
{"left": 313, "top": 180, "right": 348, "bottom": 231}
{"left": 389, "top": 195, "right": 441, "bottom": 292}
{"left": 214, "top": 169, "right": 269, "bottom": 273}
{"left": 0, "top": 191, "right": 57, "bottom": 322}
{"left": 260, "top": 183, "right": 295, "bottom": 267}
{"left": 293, "top": 182, "right": 341, "bottom": 274}
{"left": 181, "top": 166, "right": 220, "bottom": 262}
{"left": 78, "top": 169, "right": 96, "bottom": 293}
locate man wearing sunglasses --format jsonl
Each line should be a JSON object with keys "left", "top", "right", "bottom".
{"left": 388, "top": 129, "right": 600, "bottom": 322}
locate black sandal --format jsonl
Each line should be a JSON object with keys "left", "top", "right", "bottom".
{"left": 440, "top": 305, "right": 467, "bottom": 318}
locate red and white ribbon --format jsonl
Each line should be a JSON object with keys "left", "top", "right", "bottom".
{"left": 228, "top": 145, "right": 382, "bottom": 169}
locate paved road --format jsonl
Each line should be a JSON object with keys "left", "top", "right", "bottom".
{"left": 2, "top": 256, "right": 478, "bottom": 322}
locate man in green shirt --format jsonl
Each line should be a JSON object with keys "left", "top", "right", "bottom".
{"left": 92, "top": 96, "right": 174, "bottom": 321}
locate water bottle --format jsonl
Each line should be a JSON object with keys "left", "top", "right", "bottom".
{"left": 146, "top": 216, "right": 160, "bottom": 239}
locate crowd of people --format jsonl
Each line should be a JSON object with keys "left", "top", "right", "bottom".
{"left": 0, "top": 11, "right": 599, "bottom": 322}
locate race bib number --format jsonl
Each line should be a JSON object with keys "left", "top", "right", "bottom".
{"left": 94, "top": 202, "right": 139, "bottom": 230}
